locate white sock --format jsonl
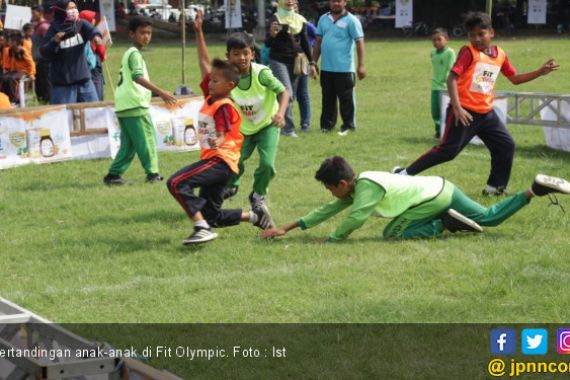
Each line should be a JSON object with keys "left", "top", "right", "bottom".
{"left": 485, "top": 185, "right": 497, "bottom": 193}
{"left": 249, "top": 212, "right": 259, "bottom": 224}
{"left": 193, "top": 220, "right": 210, "bottom": 230}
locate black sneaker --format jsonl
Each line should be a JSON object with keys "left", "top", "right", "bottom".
{"left": 249, "top": 191, "right": 267, "bottom": 210}
{"left": 252, "top": 204, "right": 275, "bottom": 230}
{"left": 182, "top": 227, "right": 218, "bottom": 245}
{"left": 482, "top": 186, "right": 508, "bottom": 197}
{"left": 146, "top": 173, "right": 164, "bottom": 183}
{"left": 223, "top": 186, "right": 239, "bottom": 200}
{"left": 103, "top": 174, "right": 125, "bottom": 186}
{"left": 433, "top": 131, "right": 441, "bottom": 140}
{"left": 442, "top": 209, "right": 483, "bottom": 233}
{"left": 531, "top": 174, "right": 570, "bottom": 196}
{"left": 391, "top": 166, "right": 405, "bottom": 174}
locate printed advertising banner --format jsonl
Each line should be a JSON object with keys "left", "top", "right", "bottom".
{"left": 528, "top": 0, "right": 547, "bottom": 24}
{"left": 0, "top": 107, "right": 72, "bottom": 170}
{"left": 99, "top": 0, "right": 116, "bottom": 32}
{"left": 0, "top": 97, "right": 203, "bottom": 170}
{"left": 395, "top": 0, "right": 413, "bottom": 28}
{"left": 108, "top": 98, "right": 202, "bottom": 159}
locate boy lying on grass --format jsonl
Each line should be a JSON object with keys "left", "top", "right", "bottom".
{"left": 262, "top": 156, "right": 570, "bottom": 241}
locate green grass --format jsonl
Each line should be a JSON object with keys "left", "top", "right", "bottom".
{"left": 1, "top": 37, "right": 570, "bottom": 323}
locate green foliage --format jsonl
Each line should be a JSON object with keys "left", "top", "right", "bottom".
{"left": 1, "top": 37, "right": 569, "bottom": 323}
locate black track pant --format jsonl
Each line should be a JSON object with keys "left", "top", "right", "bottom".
{"left": 167, "top": 157, "right": 242, "bottom": 227}
{"left": 407, "top": 105, "right": 515, "bottom": 188}
{"left": 319, "top": 71, "right": 356, "bottom": 131}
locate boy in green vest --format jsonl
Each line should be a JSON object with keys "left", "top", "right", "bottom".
{"left": 103, "top": 17, "right": 177, "bottom": 186}
{"left": 193, "top": 11, "right": 289, "bottom": 224}
{"left": 430, "top": 27, "right": 455, "bottom": 139}
{"left": 262, "top": 156, "right": 570, "bottom": 241}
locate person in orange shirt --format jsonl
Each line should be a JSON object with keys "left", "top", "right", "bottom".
{"left": 393, "top": 12, "right": 559, "bottom": 196}
{"left": 22, "top": 24, "right": 33, "bottom": 55}
{"left": 0, "top": 92, "right": 12, "bottom": 109}
{"left": 1, "top": 32, "right": 36, "bottom": 103}
{"left": 166, "top": 58, "right": 274, "bottom": 245}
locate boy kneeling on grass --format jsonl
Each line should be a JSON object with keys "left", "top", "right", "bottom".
{"left": 167, "top": 58, "right": 273, "bottom": 245}
{"left": 262, "top": 156, "right": 570, "bottom": 241}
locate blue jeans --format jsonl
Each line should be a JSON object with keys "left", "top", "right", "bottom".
{"left": 296, "top": 72, "right": 310, "bottom": 130}
{"left": 51, "top": 80, "right": 99, "bottom": 104}
{"left": 269, "top": 59, "right": 298, "bottom": 135}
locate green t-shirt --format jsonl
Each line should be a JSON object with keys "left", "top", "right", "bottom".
{"left": 431, "top": 46, "right": 456, "bottom": 91}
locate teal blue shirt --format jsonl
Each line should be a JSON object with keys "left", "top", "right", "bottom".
{"left": 316, "top": 11, "right": 364, "bottom": 73}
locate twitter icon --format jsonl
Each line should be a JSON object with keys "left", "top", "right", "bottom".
{"left": 522, "top": 329, "right": 548, "bottom": 355}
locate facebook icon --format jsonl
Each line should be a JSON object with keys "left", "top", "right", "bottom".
{"left": 491, "top": 328, "right": 516, "bottom": 355}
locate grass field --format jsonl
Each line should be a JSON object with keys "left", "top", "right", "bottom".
{"left": 1, "top": 37, "right": 570, "bottom": 323}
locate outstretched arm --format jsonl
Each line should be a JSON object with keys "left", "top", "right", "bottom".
{"left": 193, "top": 10, "right": 212, "bottom": 78}
{"left": 508, "top": 58, "right": 559, "bottom": 85}
{"left": 134, "top": 77, "right": 177, "bottom": 105}
{"left": 261, "top": 221, "right": 300, "bottom": 239}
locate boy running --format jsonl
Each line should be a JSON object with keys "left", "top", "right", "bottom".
{"left": 193, "top": 11, "right": 289, "bottom": 223}
{"left": 262, "top": 156, "right": 570, "bottom": 241}
{"left": 393, "top": 12, "right": 559, "bottom": 196}
{"left": 167, "top": 58, "right": 273, "bottom": 245}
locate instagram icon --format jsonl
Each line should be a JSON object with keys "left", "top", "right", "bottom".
{"left": 557, "top": 329, "right": 570, "bottom": 354}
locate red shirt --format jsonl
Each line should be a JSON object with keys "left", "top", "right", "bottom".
{"left": 200, "top": 74, "right": 240, "bottom": 134}
{"left": 451, "top": 46, "right": 517, "bottom": 78}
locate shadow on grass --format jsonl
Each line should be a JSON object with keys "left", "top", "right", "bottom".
{"left": 16, "top": 180, "right": 97, "bottom": 192}
{"left": 90, "top": 209, "right": 183, "bottom": 225}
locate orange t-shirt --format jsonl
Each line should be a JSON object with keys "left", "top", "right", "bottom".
{"left": 2, "top": 47, "right": 10, "bottom": 71}
{"left": 22, "top": 39, "right": 32, "bottom": 56}
{"left": 198, "top": 96, "right": 243, "bottom": 174}
{"left": 8, "top": 47, "right": 36, "bottom": 77}
{"left": 454, "top": 45, "right": 507, "bottom": 114}
{"left": 0, "top": 92, "right": 12, "bottom": 110}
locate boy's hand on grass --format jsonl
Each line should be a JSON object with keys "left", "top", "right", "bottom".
{"left": 272, "top": 112, "right": 285, "bottom": 128}
{"left": 193, "top": 10, "right": 204, "bottom": 33}
{"left": 261, "top": 228, "right": 287, "bottom": 239}
{"left": 160, "top": 91, "right": 178, "bottom": 106}
{"left": 453, "top": 105, "right": 473, "bottom": 127}
{"left": 539, "top": 58, "right": 560, "bottom": 76}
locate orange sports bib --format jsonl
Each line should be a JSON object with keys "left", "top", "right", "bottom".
{"left": 457, "top": 45, "right": 506, "bottom": 113}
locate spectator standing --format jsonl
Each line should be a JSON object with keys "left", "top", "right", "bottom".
{"left": 79, "top": 10, "right": 107, "bottom": 101}
{"left": 40, "top": 0, "right": 103, "bottom": 104}
{"left": 265, "top": 0, "right": 316, "bottom": 137}
{"left": 296, "top": 19, "right": 316, "bottom": 132}
{"left": 313, "top": 0, "right": 366, "bottom": 136}
{"left": 32, "top": 6, "right": 52, "bottom": 103}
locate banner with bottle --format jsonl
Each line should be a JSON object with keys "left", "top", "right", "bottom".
{"left": 528, "top": 0, "right": 547, "bottom": 24}
{"left": 0, "top": 107, "right": 72, "bottom": 170}
{"left": 395, "top": 0, "right": 413, "bottom": 28}
{"left": 107, "top": 98, "right": 202, "bottom": 159}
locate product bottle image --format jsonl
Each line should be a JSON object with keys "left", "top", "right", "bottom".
{"left": 184, "top": 124, "right": 197, "bottom": 146}
{"left": 39, "top": 129, "right": 55, "bottom": 157}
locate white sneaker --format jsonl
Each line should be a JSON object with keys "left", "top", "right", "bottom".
{"left": 442, "top": 209, "right": 483, "bottom": 233}
{"left": 182, "top": 228, "right": 218, "bottom": 245}
{"left": 337, "top": 129, "right": 350, "bottom": 136}
{"left": 531, "top": 174, "right": 570, "bottom": 196}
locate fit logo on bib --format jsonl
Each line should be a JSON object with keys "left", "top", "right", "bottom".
{"left": 470, "top": 61, "right": 500, "bottom": 94}
{"left": 235, "top": 96, "right": 267, "bottom": 125}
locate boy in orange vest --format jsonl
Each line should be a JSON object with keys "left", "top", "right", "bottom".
{"left": 166, "top": 58, "right": 274, "bottom": 245}
{"left": 393, "top": 12, "right": 559, "bottom": 196}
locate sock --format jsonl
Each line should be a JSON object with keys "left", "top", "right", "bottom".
{"left": 485, "top": 185, "right": 497, "bottom": 194}
{"left": 249, "top": 212, "right": 259, "bottom": 224}
{"left": 193, "top": 220, "right": 210, "bottom": 230}
{"left": 399, "top": 169, "right": 408, "bottom": 176}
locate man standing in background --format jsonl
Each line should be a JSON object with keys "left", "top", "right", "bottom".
{"left": 31, "top": 6, "right": 52, "bottom": 103}
{"left": 312, "top": 0, "right": 366, "bottom": 136}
